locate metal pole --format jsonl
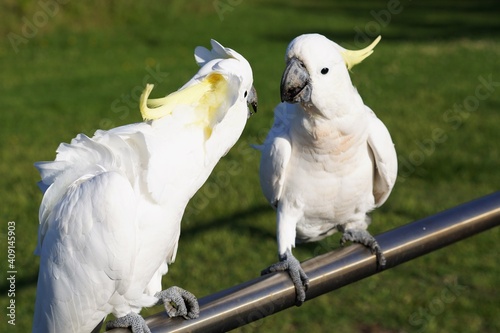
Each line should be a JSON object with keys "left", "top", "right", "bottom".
{"left": 106, "top": 192, "right": 500, "bottom": 333}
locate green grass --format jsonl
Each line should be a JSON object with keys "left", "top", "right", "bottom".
{"left": 1, "top": 0, "right": 499, "bottom": 332}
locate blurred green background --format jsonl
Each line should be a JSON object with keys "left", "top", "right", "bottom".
{"left": 1, "top": 0, "right": 499, "bottom": 332}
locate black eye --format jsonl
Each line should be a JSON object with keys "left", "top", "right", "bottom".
{"left": 244, "top": 91, "right": 248, "bottom": 98}
{"left": 321, "top": 68, "right": 329, "bottom": 75}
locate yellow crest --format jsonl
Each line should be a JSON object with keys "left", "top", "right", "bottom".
{"left": 139, "top": 73, "right": 228, "bottom": 122}
{"left": 341, "top": 35, "right": 381, "bottom": 71}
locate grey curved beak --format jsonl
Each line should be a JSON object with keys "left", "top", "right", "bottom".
{"left": 280, "top": 57, "right": 311, "bottom": 104}
{"left": 247, "top": 85, "right": 258, "bottom": 115}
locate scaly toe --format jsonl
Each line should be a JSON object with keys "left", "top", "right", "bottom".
{"left": 106, "top": 312, "right": 150, "bottom": 333}
{"left": 155, "top": 286, "right": 200, "bottom": 319}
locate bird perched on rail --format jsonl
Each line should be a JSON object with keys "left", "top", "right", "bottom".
{"left": 256, "top": 34, "right": 397, "bottom": 305}
{"left": 32, "top": 39, "right": 257, "bottom": 333}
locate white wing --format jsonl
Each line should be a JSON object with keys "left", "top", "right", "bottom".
{"left": 33, "top": 125, "right": 161, "bottom": 332}
{"left": 35, "top": 125, "right": 149, "bottom": 246}
{"left": 33, "top": 171, "right": 138, "bottom": 332}
{"left": 258, "top": 103, "right": 295, "bottom": 207}
{"left": 366, "top": 107, "right": 398, "bottom": 206}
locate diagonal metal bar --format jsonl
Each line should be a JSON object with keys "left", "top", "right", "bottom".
{"left": 106, "top": 191, "right": 500, "bottom": 333}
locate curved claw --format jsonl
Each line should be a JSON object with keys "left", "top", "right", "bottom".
{"left": 261, "top": 249, "right": 309, "bottom": 306}
{"left": 340, "top": 228, "right": 386, "bottom": 268}
{"left": 155, "top": 286, "right": 200, "bottom": 319}
{"left": 106, "top": 312, "right": 151, "bottom": 333}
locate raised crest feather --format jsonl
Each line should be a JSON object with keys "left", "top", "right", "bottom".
{"left": 140, "top": 73, "right": 228, "bottom": 122}
{"left": 341, "top": 35, "right": 381, "bottom": 70}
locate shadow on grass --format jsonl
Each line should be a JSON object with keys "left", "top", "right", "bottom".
{"left": 263, "top": 0, "right": 500, "bottom": 44}
{"left": 182, "top": 204, "right": 274, "bottom": 240}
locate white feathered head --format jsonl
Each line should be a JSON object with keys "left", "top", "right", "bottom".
{"left": 280, "top": 34, "right": 381, "bottom": 108}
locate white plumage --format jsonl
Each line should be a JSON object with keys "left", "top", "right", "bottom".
{"left": 33, "top": 39, "right": 256, "bottom": 333}
{"left": 257, "top": 34, "right": 397, "bottom": 304}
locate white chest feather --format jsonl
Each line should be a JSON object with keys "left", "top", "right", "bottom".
{"left": 283, "top": 114, "right": 375, "bottom": 228}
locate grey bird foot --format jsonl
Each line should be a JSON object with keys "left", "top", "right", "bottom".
{"left": 340, "top": 228, "right": 386, "bottom": 268}
{"left": 106, "top": 312, "right": 151, "bottom": 333}
{"left": 261, "top": 249, "right": 309, "bottom": 306}
{"left": 155, "top": 286, "right": 200, "bottom": 319}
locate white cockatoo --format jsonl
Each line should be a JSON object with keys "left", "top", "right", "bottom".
{"left": 257, "top": 34, "right": 397, "bottom": 305}
{"left": 32, "top": 39, "right": 257, "bottom": 333}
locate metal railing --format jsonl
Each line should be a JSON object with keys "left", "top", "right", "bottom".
{"left": 106, "top": 191, "right": 500, "bottom": 333}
